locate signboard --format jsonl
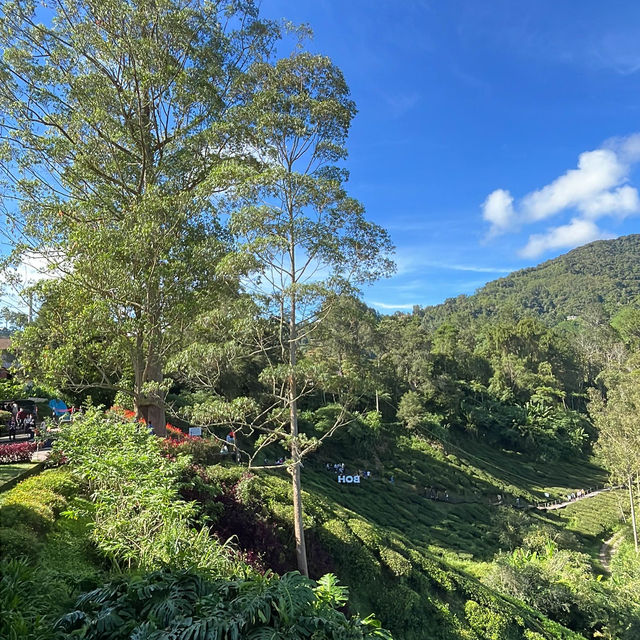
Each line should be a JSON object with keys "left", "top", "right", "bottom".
{"left": 188, "top": 427, "right": 202, "bottom": 437}
{"left": 337, "top": 475, "right": 360, "bottom": 484}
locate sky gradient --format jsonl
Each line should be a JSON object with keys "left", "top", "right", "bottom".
{"left": 261, "top": 0, "right": 640, "bottom": 311}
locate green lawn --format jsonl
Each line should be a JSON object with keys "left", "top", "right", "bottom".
{"left": 0, "top": 462, "right": 37, "bottom": 489}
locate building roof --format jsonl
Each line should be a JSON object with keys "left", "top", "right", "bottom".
{"left": 0, "top": 338, "right": 11, "bottom": 351}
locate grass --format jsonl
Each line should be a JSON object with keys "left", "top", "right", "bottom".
{"left": 303, "top": 425, "right": 613, "bottom": 562}
{"left": 0, "top": 462, "right": 37, "bottom": 489}
{"left": 238, "top": 467, "right": 588, "bottom": 640}
{"left": 0, "top": 468, "right": 105, "bottom": 639}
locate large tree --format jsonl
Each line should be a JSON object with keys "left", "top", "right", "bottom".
{"left": 185, "top": 53, "right": 394, "bottom": 576}
{"left": 231, "top": 53, "right": 393, "bottom": 576}
{"left": 0, "top": 0, "right": 279, "bottom": 432}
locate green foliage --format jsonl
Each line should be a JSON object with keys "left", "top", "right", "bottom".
{"left": 464, "top": 600, "right": 520, "bottom": 640}
{"left": 0, "top": 468, "right": 76, "bottom": 535}
{"left": 55, "top": 408, "right": 240, "bottom": 574}
{"left": 0, "top": 467, "right": 102, "bottom": 639}
{"left": 418, "top": 235, "right": 640, "bottom": 326}
{"left": 484, "top": 531, "right": 639, "bottom": 638}
{"left": 1, "top": 0, "right": 284, "bottom": 427}
{"left": 379, "top": 547, "right": 412, "bottom": 577}
{"left": 589, "top": 366, "right": 640, "bottom": 484}
{"left": 397, "top": 391, "right": 425, "bottom": 430}
{"left": 56, "top": 569, "right": 392, "bottom": 639}
{"left": 0, "top": 379, "right": 25, "bottom": 402}
{"left": 0, "top": 558, "right": 58, "bottom": 640}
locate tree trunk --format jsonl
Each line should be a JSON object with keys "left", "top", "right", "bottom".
{"left": 629, "top": 476, "right": 638, "bottom": 553}
{"left": 133, "top": 331, "right": 166, "bottom": 437}
{"left": 291, "top": 448, "right": 308, "bottom": 576}
{"left": 289, "top": 303, "right": 309, "bottom": 577}
{"left": 288, "top": 227, "right": 308, "bottom": 577}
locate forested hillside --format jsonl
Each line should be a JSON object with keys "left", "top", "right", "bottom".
{"left": 418, "top": 235, "right": 640, "bottom": 328}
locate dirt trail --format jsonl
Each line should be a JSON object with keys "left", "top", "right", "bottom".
{"left": 599, "top": 530, "right": 625, "bottom": 574}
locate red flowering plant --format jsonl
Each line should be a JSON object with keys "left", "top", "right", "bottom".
{"left": 0, "top": 441, "right": 37, "bottom": 464}
{"left": 166, "top": 423, "right": 188, "bottom": 440}
{"left": 161, "top": 430, "right": 221, "bottom": 466}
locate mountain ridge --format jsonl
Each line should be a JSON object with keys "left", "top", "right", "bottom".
{"left": 416, "top": 234, "right": 640, "bottom": 327}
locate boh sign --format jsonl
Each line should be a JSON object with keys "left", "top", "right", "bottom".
{"left": 337, "top": 475, "right": 360, "bottom": 484}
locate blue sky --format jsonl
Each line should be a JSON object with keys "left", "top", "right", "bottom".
{"left": 261, "top": 0, "right": 640, "bottom": 312}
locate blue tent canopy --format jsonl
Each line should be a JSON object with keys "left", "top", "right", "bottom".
{"left": 48, "top": 398, "right": 68, "bottom": 417}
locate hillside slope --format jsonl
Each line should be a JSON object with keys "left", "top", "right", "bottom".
{"left": 419, "top": 235, "right": 640, "bottom": 327}
{"left": 205, "top": 418, "right": 633, "bottom": 640}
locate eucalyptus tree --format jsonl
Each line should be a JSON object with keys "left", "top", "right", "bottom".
{"left": 189, "top": 53, "right": 394, "bottom": 575}
{"left": 0, "top": 0, "right": 279, "bottom": 432}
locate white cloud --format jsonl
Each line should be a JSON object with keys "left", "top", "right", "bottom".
{"left": 395, "top": 249, "right": 516, "bottom": 276}
{"left": 425, "top": 261, "right": 515, "bottom": 273}
{"left": 371, "top": 301, "right": 416, "bottom": 310}
{"left": 483, "top": 133, "right": 640, "bottom": 258}
{"left": 606, "top": 133, "right": 640, "bottom": 163}
{"left": 519, "top": 219, "right": 609, "bottom": 259}
{"left": 482, "top": 188, "right": 515, "bottom": 236}
{"left": 579, "top": 185, "right": 640, "bottom": 218}
{"left": 521, "top": 149, "right": 627, "bottom": 221}
{"left": 1, "top": 251, "right": 64, "bottom": 286}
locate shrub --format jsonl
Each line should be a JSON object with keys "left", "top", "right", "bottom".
{"left": 56, "top": 570, "right": 393, "bottom": 639}
{"left": 0, "top": 469, "right": 75, "bottom": 537}
{"left": 54, "top": 408, "right": 242, "bottom": 574}
{"left": 166, "top": 422, "right": 187, "bottom": 440}
{"left": 349, "top": 518, "right": 384, "bottom": 550}
{"left": 162, "top": 434, "right": 221, "bottom": 465}
{"left": 0, "top": 441, "right": 37, "bottom": 463}
{"left": 379, "top": 547, "right": 412, "bottom": 578}
{"left": 0, "top": 558, "right": 58, "bottom": 640}
{"left": 464, "top": 600, "right": 519, "bottom": 640}
{"left": 0, "top": 523, "right": 40, "bottom": 557}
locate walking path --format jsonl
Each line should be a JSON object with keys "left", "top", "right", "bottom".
{"left": 536, "top": 485, "right": 621, "bottom": 511}
{"left": 31, "top": 448, "right": 51, "bottom": 463}
{"left": 599, "top": 530, "right": 625, "bottom": 574}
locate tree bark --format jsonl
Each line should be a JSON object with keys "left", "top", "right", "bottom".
{"left": 629, "top": 476, "right": 638, "bottom": 553}
{"left": 289, "top": 319, "right": 309, "bottom": 576}
{"left": 289, "top": 233, "right": 308, "bottom": 577}
{"left": 139, "top": 353, "right": 166, "bottom": 437}
{"left": 133, "top": 330, "right": 166, "bottom": 437}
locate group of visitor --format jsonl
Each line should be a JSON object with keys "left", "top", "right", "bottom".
{"left": 325, "top": 463, "right": 372, "bottom": 479}
{"left": 426, "top": 486, "right": 450, "bottom": 501}
{"left": 5, "top": 401, "right": 37, "bottom": 441}
{"left": 220, "top": 431, "right": 236, "bottom": 454}
{"left": 219, "top": 431, "right": 241, "bottom": 463}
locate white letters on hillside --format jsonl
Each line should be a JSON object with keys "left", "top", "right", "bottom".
{"left": 337, "top": 475, "right": 360, "bottom": 484}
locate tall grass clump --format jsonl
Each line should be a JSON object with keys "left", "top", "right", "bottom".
{"left": 55, "top": 408, "right": 240, "bottom": 575}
